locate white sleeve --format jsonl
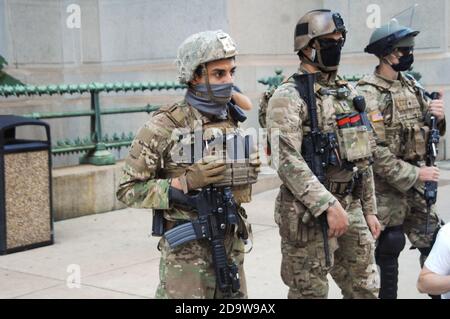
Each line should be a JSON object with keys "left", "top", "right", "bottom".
{"left": 424, "top": 226, "right": 450, "bottom": 276}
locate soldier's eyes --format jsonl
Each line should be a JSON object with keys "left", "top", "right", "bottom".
{"left": 212, "top": 69, "right": 236, "bottom": 79}
{"left": 214, "top": 71, "right": 225, "bottom": 78}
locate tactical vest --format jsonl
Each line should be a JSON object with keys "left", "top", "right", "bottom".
{"left": 153, "top": 102, "right": 256, "bottom": 204}
{"left": 359, "top": 73, "right": 428, "bottom": 162}
{"left": 299, "top": 76, "right": 373, "bottom": 169}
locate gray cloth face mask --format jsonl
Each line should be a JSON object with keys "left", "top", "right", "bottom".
{"left": 185, "top": 83, "right": 233, "bottom": 118}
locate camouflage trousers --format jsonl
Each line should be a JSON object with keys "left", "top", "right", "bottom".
{"left": 375, "top": 179, "right": 441, "bottom": 250}
{"left": 155, "top": 227, "right": 247, "bottom": 299}
{"left": 275, "top": 186, "right": 379, "bottom": 299}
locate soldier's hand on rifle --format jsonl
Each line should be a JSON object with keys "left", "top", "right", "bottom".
{"left": 365, "top": 214, "right": 381, "bottom": 240}
{"left": 418, "top": 166, "right": 440, "bottom": 183}
{"left": 429, "top": 91, "right": 445, "bottom": 122}
{"left": 325, "top": 200, "right": 349, "bottom": 238}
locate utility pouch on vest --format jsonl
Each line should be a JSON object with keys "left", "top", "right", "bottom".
{"left": 210, "top": 133, "right": 258, "bottom": 188}
{"left": 337, "top": 126, "right": 371, "bottom": 162}
{"left": 401, "top": 123, "right": 428, "bottom": 161}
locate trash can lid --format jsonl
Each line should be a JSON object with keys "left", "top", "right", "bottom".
{"left": 0, "top": 115, "right": 50, "bottom": 146}
{"left": 0, "top": 115, "right": 49, "bottom": 131}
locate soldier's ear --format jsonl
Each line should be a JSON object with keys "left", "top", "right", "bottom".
{"left": 192, "top": 64, "right": 206, "bottom": 85}
{"left": 191, "top": 74, "right": 203, "bottom": 85}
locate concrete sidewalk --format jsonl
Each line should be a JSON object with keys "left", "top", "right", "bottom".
{"left": 1, "top": 167, "right": 450, "bottom": 299}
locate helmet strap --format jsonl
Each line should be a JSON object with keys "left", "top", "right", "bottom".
{"left": 189, "top": 63, "right": 230, "bottom": 104}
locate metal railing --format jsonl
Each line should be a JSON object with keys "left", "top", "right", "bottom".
{"left": 0, "top": 81, "right": 186, "bottom": 165}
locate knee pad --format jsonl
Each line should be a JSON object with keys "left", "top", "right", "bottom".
{"left": 376, "top": 226, "right": 405, "bottom": 299}
{"left": 376, "top": 226, "right": 406, "bottom": 258}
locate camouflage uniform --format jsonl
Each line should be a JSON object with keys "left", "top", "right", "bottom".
{"left": 358, "top": 20, "right": 447, "bottom": 299}
{"left": 117, "top": 102, "right": 252, "bottom": 299}
{"left": 117, "top": 30, "right": 255, "bottom": 299}
{"left": 357, "top": 73, "right": 445, "bottom": 242}
{"left": 267, "top": 69, "right": 379, "bottom": 299}
{"left": 357, "top": 72, "right": 446, "bottom": 260}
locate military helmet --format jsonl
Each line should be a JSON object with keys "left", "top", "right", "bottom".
{"left": 294, "top": 9, "right": 347, "bottom": 52}
{"left": 365, "top": 20, "right": 419, "bottom": 57}
{"left": 176, "top": 30, "right": 237, "bottom": 84}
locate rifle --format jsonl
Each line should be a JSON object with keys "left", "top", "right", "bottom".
{"left": 424, "top": 92, "right": 440, "bottom": 234}
{"left": 293, "top": 72, "right": 331, "bottom": 267}
{"left": 164, "top": 186, "right": 240, "bottom": 296}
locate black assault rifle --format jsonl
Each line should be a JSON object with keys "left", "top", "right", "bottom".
{"left": 293, "top": 72, "right": 331, "bottom": 267}
{"left": 424, "top": 92, "right": 440, "bottom": 234}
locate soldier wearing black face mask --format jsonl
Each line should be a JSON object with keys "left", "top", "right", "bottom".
{"left": 295, "top": 10, "right": 346, "bottom": 74}
{"left": 266, "top": 9, "right": 381, "bottom": 299}
{"left": 357, "top": 20, "right": 446, "bottom": 299}
{"left": 364, "top": 20, "right": 418, "bottom": 72}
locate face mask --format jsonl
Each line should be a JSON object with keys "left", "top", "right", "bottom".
{"left": 313, "top": 38, "right": 345, "bottom": 71}
{"left": 185, "top": 83, "right": 233, "bottom": 118}
{"left": 391, "top": 53, "right": 414, "bottom": 72}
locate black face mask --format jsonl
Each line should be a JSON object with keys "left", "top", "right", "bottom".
{"left": 314, "top": 38, "right": 345, "bottom": 70}
{"left": 391, "top": 53, "right": 414, "bottom": 72}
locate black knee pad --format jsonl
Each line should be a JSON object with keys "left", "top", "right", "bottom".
{"left": 376, "top": 225, "right": 406, "bottom": 258}
{"left": 376, "top": 226, "right": 406, "bottom": 299}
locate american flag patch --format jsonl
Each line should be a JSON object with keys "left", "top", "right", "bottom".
{"left": 370, "top": 111, "right": 384, "bottom": 122}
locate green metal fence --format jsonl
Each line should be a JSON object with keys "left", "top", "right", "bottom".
{"left": 0, "top": 81, "right": 186, "bottom": 165}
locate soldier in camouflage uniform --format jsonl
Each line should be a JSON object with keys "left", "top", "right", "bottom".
{"left": 116, "top": 30, "right": 260, "bottom": 299}
{"left": 266, "top": 9, "right": 380, "bottom": 299}
{"left": 357, "top": 21, "right": 446, "bottom": 299}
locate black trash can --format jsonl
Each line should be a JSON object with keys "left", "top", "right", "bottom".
{"left": 0, "top": 115, "right": 54, "bottom": 255}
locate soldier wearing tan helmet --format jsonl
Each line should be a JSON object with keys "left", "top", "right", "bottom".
{"left": 266, "top": 9, "right": 380, "bottom": 298}
{"left": 117, "top": 30, "right": 260, "bottom": 299}
{"left": 357, "top": 20, "right": 446, "bottom": 299}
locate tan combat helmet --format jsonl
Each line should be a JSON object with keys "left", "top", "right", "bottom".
{"left": 176, "top": 30, "right": 237, "bottom": 84}
{"left": 294, "top": 9, "right": 346, "bottom": 52}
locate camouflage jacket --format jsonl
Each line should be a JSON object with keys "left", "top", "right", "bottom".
{"left": 266, "top": 68, "right": 377, "bottom": 217}
{"left": 116, "top": 100, "right": 252, "bottom": 222}
{"left": 357, "top": 71, "right": 446, "bottom": 192}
